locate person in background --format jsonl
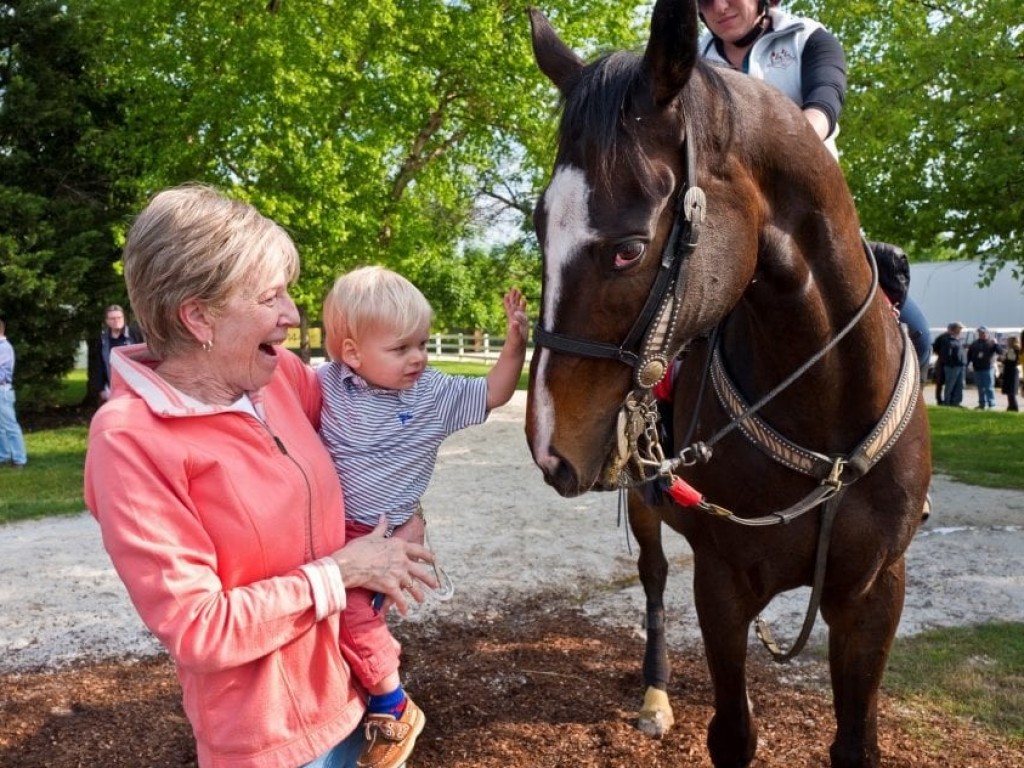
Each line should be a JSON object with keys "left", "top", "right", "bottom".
{"left": 935, "top": 322, "right": 966, "bottom": 407}
{"left": 697, "top": 0, "right": 931, "bottom": 367}
{"left": 84, "top": 184, "right": 438, "bottom": 768}
{"left": 999, "top": 336, "right": 1020, "bottom": 412}
{"left": 698, "top": 0, "right": 845, "bottom": 153}
{"left": 930, "top": 325, "right": 951, "bottom": 404}
{"left": 967, "top": 326, "right": 1002, "bottom": 410}
{"left": 0, "top": 318, "right": 28, "bottom": 469}
{"left": 318, "top": 266, "right": 528, "bottom": 768}
{"left": 99, "top": 304, "right": 144, "bottom": 401}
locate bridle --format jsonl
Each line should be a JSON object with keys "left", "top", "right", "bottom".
{"left": 531, "top": 120, "right": 903, "bottom": 493}
{"left": 532, "top": 120, "right": 706, "bottom": 393}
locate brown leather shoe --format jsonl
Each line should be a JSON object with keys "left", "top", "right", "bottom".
{"left": 356, "top": 695, "right": 425, "bottom": 768}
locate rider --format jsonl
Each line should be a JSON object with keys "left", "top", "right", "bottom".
{"left": 697, "top": 0, "right": 932, "bottom": 371}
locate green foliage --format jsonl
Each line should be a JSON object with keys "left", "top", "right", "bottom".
{"left": 795, "top": 1, "right": 1023, "bottom": 279}
{"left": 80, "top": 0, "right": 642, "bottom": 325}
{"left": 0, "top": 1, "right": 136, "bottom": 405}
{"left": 886, "top": 623, "right": 1024, "bottom": 738}
{"left": 7, "top": 0, "right": 1021, "bottom": 397}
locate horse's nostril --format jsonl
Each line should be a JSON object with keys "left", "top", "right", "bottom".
{"left": 534, "top": 450, "right": 562, "bottom": 478}
{"left": 536, "top": 448, "right": 587, "bottom": 497}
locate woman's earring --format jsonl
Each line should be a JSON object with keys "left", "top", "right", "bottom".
{"left": 202, "top": 339, "right": 214, "bottom": 353}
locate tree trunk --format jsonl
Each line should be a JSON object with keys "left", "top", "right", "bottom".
{"left": 81, "top": 337, "right": 103, "bottom": 408}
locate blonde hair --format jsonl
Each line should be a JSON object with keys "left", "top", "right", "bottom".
{"left": 322, "top": 266, "right": 432, "bottom": 362}
{"left": 123, "top": 184, "right": 299, "bottom": 358}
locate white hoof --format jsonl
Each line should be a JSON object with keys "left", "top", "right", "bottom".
{"left": 637, "top": 687, "right": 674, "bottom": 738}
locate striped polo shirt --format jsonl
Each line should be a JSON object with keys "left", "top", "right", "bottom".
{"left": 317, "top": 362, "right": 489, "bottom": 528}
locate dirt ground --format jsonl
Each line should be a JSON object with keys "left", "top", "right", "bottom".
{"left": 2, "top": 598, "right": 1023, "bottom": 767}
{"left": 2, "top": 392, "right": 1023, "bottom": 766}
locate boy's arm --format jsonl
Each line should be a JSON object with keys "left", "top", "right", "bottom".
{"left": 486, "top": 288, "right": 528, "bottom": 410}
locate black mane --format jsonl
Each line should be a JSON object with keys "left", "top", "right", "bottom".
{"left": 557, "top": 51, "right": 731, "bottom": 191}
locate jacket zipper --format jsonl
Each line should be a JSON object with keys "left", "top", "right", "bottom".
{"left": 270, "top": 432, "right": 316, "bottom": 561}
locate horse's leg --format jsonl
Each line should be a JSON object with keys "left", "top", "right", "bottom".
{"left": 627, "top": 490, "right": 675, "bottom": 738}
{"left": 822, "top": 556, "right": 906, "bottom": 768}
{"left": 694, "top": 557, "right": 759, "bottom": 767}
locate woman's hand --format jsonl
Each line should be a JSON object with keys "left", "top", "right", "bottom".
{"left": 331, "top": 517, "right": 438, "bottom": 615}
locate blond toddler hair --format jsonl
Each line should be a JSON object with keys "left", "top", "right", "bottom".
{"left": 322, "top": 266, "right": 433, "bottom": 362}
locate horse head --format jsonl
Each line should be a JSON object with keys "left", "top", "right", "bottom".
{"left": 525, "top": 0, "right": 887, "bottom": 500}
{"left": 526, "top": 0, "right": 769, "bottom": 496}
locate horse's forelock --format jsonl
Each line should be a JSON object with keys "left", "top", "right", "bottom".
{"left": 558, "top": 51, "right": 645, "bottom": 191}
{"left": 557, "top": 53, "right": 728, "bottom": 197}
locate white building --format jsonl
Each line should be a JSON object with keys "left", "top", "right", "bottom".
{"left": 909, "top": 260, "right": 1024, "bottom": 333}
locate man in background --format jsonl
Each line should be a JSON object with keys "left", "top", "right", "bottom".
{"left": 0, "top": 318, "right": 27, "bottom": 468}
{"left": 967, "top": 326, "right": 1003, "bottom": 410}
{"left": 99, "top": 305, "right": 143, "bottom": 401}
{"left": 935, "top": 322, "right": 966, "bottom": 407}
{"left": 930, "top": 325, "right": 951, "bottom": 404}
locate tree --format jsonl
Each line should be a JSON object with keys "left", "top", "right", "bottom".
{"left": 797, "top": 0, "right": 1023, "bottom": 283}
{"left": 0, "top": 0, "right": 135, "bottom": 406}
{"left": 82, "top": 0, "right": 647, "bottom": 337}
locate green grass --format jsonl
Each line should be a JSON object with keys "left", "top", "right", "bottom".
{"left": 0, "top": 425, "right": 89, "bottom": 522}
{"left": 55, "top": 368, "right": 88, "bottom": 406}
{"left": 926, "top": 406, "right": 1024, "bottom": 490}
{"left": 4, "top": 368, "right": 1021, "bottom": 524}
{"left": 0, "top": 370, "right": 90, "bottom": 523}
{"left": 432, "top": 359, "right": 530, "bottom": 390}
{"left": 885, "top": 623, "right": 1024, "bottom": 740}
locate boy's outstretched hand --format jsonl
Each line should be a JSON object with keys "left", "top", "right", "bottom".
{"left": 503, "top": 288, "right": 528, "bottom": 352}
{"left": 486, "top": 289, "right": 529, "bottom": 410}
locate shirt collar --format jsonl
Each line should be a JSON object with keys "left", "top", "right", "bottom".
{"left": 338, "top": 363, "right": 416, "bottom": 405}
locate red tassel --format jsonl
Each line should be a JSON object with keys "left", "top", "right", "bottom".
{"left": 652, "top": 368, "right": 674, "bottom": 402}
{"left": 667, "top": 476, "right": 704, "bottom": 507}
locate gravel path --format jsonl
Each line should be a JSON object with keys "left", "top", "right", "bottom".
{"left": 2, "top": 392, "right": 1022, "bottom": 671}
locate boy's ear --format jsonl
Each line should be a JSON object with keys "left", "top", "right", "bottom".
{"left": 339, "top": 338, "right": 361, "bottom": 368}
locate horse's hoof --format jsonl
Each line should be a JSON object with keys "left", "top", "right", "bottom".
{"left": 638, "top": 687, "right": 675, "bottom": 738}
{"left": 638, "top": 708, "right": 673, "bottom": 738}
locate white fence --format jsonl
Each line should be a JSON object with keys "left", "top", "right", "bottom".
{"left": 430, "top": 333, "right": 533, "bottom": 363}
{"left": 308, "top": 333, "right": 533, "bottom": 368}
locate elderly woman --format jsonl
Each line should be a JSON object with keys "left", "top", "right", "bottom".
{"left": 84, "top": 184, "right": 436, "bottom": 768}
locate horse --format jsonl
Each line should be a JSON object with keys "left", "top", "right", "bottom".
{"left": 524, "top": 1, "right": 931, "bottom": 766}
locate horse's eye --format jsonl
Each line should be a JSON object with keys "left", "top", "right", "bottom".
{"left": 613, "top": 241, "right": 646, "bottom": 269}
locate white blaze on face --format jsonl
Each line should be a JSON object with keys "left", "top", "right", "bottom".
{"left": 532, "top": 165, "right": 597, "bottom": 467}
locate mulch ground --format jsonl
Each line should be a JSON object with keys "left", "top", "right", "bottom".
{"left": 1, "top": 593, "right": 1020, "bottom": 767}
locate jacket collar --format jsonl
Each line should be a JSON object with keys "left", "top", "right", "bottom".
{"left": 110, "top": 344, "right": 266, "bottom": 419}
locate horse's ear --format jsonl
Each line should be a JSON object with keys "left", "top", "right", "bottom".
{"left": 642, "top": 0, "right": 699, "bottom": 107}
{"left": 528, "top": 7, "right": 584, "bottom": 97}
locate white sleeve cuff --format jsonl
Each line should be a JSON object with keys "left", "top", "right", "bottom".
{"left": 299, "top": 557, "right": 347, "bottom": 621}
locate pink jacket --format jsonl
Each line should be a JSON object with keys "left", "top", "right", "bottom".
{"left": 84, "top": 346, "right": 361, "bottom": 768}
